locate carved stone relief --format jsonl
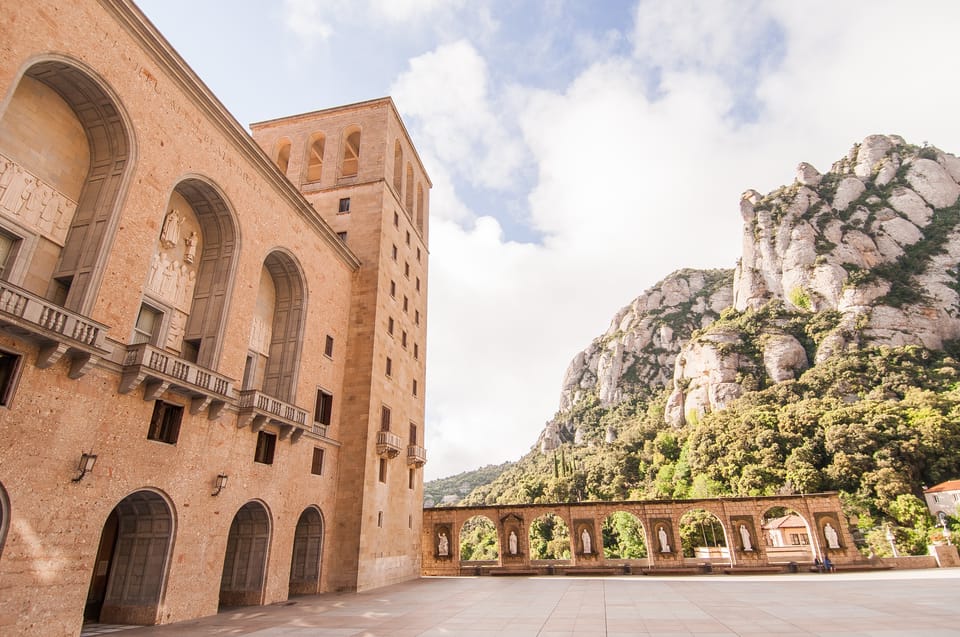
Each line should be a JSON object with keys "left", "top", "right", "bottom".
{"left": 0, "top": 154, "right": 76, "bottom": 245}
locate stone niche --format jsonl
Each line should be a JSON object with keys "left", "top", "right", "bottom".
{"left": 433, "top": 523, "right": 452, "bottom": 560}
{"left": 574, "top": 519, "right": 598, "bottom": 558}
{"left": 501, "top": 513, "right": 524, "bottom": 559}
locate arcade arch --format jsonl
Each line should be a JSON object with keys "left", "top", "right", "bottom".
{"left": 680, "top": 508, "right": 729, "bottom": 563}
{"left": 459, "top": 515, "right": 498, "bottom": 561}
{"left": 274, "top": 139, "right": 291, "bottom": 176}
{"left": 341, "top": 127, "right": 361, "bottom": 178}
{"left": 761, "top": 506, "right": 815, "bottom": 563}
{"left": 529, "top": 513, "right": 570, "bottom": 560}
{"left": 84, "top": 489, "right": 174, "bottom": 625}
{"left": 0, "top": 57, "right": 133, "bottom": 314}
{"left": 602, "top": 511, "right": 647, "bottom": 560}
{"left": 289, "top": 506, "right": 324, "bottom": 595}
{"left": 220, "top": 500, "right": 271, "bottom": 608}
{"left": 304, "top": 134, "right": 324, "bottom": 183}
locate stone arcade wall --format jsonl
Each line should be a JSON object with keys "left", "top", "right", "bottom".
{"left": 423, "top": 493, "right": 860, "bottom": 575}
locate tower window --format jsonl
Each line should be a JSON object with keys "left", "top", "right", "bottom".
{"left": 386, "top": 356, "right": 393, "bottom": 377}
{"left": 388, "top": 317, "right": 394, "bottom": 335}
{"left": 338, "top": 197, "right": 351, "bottom": 213}
{"left": 342, "top": 129, "right": 361, "bottom": 177}
{"left": 324, "top": 335, "right": 334, "bottom": 358}
{"left": 314, "top": 389, "right": 333, "bottom": 426}
{"left": 381, "top": 405, "right": 391, "bottom": 431}
{"left": 379, "top": 459, "right": 387, "bottom": 483}
{"left": 390, "top": 280, "right": 396, "bottom": 298}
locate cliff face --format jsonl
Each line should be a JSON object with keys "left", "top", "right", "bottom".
{"left": 549, "top": 135, "right": 960, "bottom": 436}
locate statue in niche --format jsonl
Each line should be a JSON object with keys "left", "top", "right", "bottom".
{"left": 824, "top": 522, "right": 840, "bottom": 549}
{"left": 581, "top": 528, "right": 592, "bottom": 554}
{"left": 0, "top": 158, "right": 13, "bottom": 197}
{"left": 0, "top": 168, "right": 32, "bottom": 215}
{"left": 739, "top": 524, "right": 753, "bottom": 551}
{"left": 166, "top": 311, "right": 186, "bottom": 350}
{"left": 438, "top": 531, "right": 449, "bottom": 556}
{"left": 160, "top": 208, "right": 183, "bottom": 249}
{"left": 658, "top": 526, "right": 671, "bottom": 553}
{"left": 183, "top": 230, "right": 199, "bottom": 264}
{"left": 508, "top": 530, "right": 518, "bottom": 555}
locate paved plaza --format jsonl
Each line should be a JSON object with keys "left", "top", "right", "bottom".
{"left": 86, "top": 569, "right": 960, "bottom": 637}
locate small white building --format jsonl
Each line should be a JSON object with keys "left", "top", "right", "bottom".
{"left": 924, "top": 480, "right": 960, "bottom": 521}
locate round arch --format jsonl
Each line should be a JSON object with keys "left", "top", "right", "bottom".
{"left": 220, "top": 500, "right": 272, "bottom": 608}
{"left": 4, "top": 54, "right": 137, "bottom": 316}
{"left": 760, "top": 505, "right": 816, "bottom": 563}
{"left": 602, "top": 510, "right": 648, "bottom": 563}
{"left": 273, "top": 138, "right": 292, "bottom": 176}
{"left": 257, "top": 248, "right": 308, "bottom": 403}
{"left": 84, "top": 488, "right": 175, "bottom": 625}
{"left": 679, "top": 508, "right": 729, "bottom": 563}
{"left": 339, "top": 125, "right": 361, "bottom": 178}
{"left": 289, "top": 506, "right": 324, "bottom": 595}
{"left": 165, "top": 175, "right": 241, "bottom": 368}
{"left": 458, "top": 515, "right": 498, "bottom": 562}
{"left": 528, "top": 513, "right": 571, "bottom": 561}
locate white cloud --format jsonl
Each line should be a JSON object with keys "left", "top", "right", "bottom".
{"left": 282, "top": 0, "right": 337, "bottom": 44}
{"left": 391, "top": 41, "right": 526, "bottom": 190}
{"left": 422, "top": 2, "right": 960, "bottom": 480}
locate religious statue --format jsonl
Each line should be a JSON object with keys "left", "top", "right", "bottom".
{"left": 184, "top": 230, "right": 199, "bottom": 264}
{"left": 160, "top": 208, "right": 183, "bottom": 249}
{"left": 658, "top": 526, "right": 670, "bottom": 553}
{"left": 438, "top": 531, "right": 449, "bottom": 556}
{"left": 739, "top": 524, "right": 753, "bottom": 551}
{"left": 581, "top": 528, "right": 592, "bottom": 554}
{"left": 824, "top": 522, "right": 840, "bottom": 549}
{"left": 508, "top": 530, "right": 518, "bottom": 555}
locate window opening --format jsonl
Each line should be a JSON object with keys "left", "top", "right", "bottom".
{"left": 148, "top": 401, "right": 183, "bottom": 444}
{"left": 0, "top": 350, "right": 22, "bottom": 407}
{"left": 342, "top": 130, "right": 361, "bottom": 177}
{"left": 385, "top": 357, "right": 392, "bottom": 377}
{"left": 132, "top": 304, "right": 162, "bottom": 345}
{"left": 311, "top": 448, "right": 325, "bottom": 475}
{"left": 324, "top": 335, "right": 334, "bottom": 358}
{"left": 338, "top": 198, "right": 351, "bottom": 213}
{"left": 378, "top": 459, "right": 387, "bottom": 483}
{"left": 380, "top": 405, "right": 391, "bottom": 431}
{"left": 314, "top": 389, "right": 333, "bottom": 426}
{"left": 255, "top": 431, "right": 277, "bottom": 464}
{"left": 305, "top": 135, "right": 325, "bottom": 182}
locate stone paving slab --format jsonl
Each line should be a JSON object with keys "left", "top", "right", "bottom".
{"left": 106, "top": 570, "right": 960, "bottom": 636}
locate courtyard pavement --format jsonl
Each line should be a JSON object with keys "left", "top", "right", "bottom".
{"left": 101, "top": 569, "right": 960, "bottom": 636}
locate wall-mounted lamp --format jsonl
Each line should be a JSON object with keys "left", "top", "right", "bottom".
{"left": 72, "top": 452, "right": 98, "bottom": 482}
{"left": 212, "top": 473, "right": 228, "bottom": 496}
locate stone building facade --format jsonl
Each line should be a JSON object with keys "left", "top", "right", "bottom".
{"left": 0, "top": 0, "right": 429, "bottom": 634}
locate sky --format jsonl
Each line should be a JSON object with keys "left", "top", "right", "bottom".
{"left": 136, "top": 0, "right": 960, "bottom": 481}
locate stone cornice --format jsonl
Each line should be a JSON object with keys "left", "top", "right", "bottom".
{"left": 97, "top": 0, "right": 361, "bottom": 271}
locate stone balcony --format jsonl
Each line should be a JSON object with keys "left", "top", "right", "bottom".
{"left": 407, "top": 444, "right": 427, "bottom": 467}
{"left": 237, "top": 388, "right": 311, "bottom": 441}
{"left": 119, "top": 343, "right": 233, "bottom": 417}
{"left": 0, "top": 280, "right": 110, "bottom": 378}
{"left": 376, "top": 430, "right": 403, "bottom": 458}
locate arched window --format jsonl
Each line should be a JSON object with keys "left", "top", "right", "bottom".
{"left": 405, "top": 164, "right": 414, "bottom": 214}
{"left": 250, "top": 251, "right": 306, "bottom": 403}
{"left": 393, "top": 140, "right": 403, "bottom": 194}
{"left": 341, "top": 128, "right": 361, "bottom": 178}
{"left": 0, "top": 59, "right": 133, "bottom": 315}
{"left": 220, "top": 501, "right": 271, "bottom": 607}
{"left": 304, "top": 133, "right": 324, "bottom": 183}
{"left": 140, "top": 178, "right": 238, "bottom": 367}
{"left": 275, "top": 139, "right": 291, "bottom": 176}
{"left": 416, "top": 184, "right": 425, "bottom": 233}
{"left": 289, "top": 506, "right": 324, "bottom": 595}
{"left": 86, "top": 490, "right": 174, "bottom": 624}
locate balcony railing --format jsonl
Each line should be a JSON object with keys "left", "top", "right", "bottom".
{"left": 237, "top": 388, "right": 310, "bottom": 441}
{"left": 119, "top": 343, "right": 233, "bottom": 417}
{"left": 407, "top": 444, "right": 427, "bottom": 467}
{"left": 0, "top": 280, "right": 110, "bottom": 377}
{"left": 376, "top": 430, "right": 403, "bottom": 458}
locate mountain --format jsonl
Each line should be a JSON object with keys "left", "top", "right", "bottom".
{"left": 460, "top": 135, "right": 960, "bottom": 540}
{"left": 423, "top": 461, "right": 514, "bottom": 507}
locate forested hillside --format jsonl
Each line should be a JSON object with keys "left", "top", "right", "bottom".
{"left": 454, "top": 136, "right": 960, "bottom": 557}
